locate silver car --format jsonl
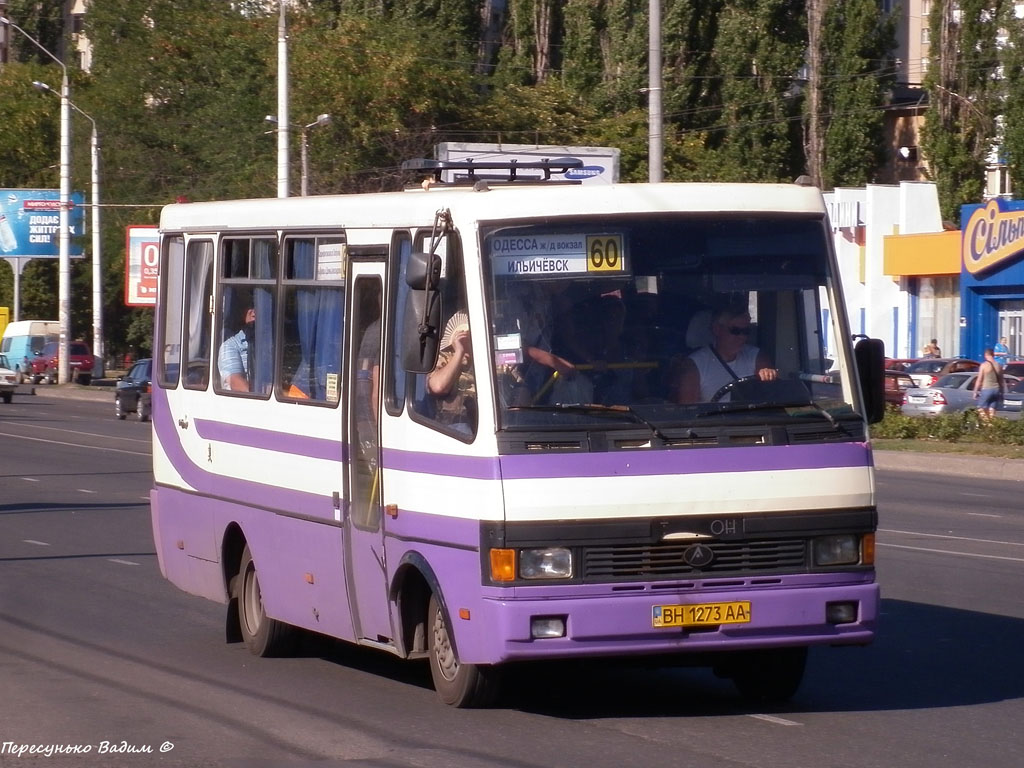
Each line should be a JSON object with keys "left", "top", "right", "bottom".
{"left": 902, "top": 372, "right": 1021, "bottom": 417}
{"left": 901, "top": 372, "right": 982, "bottom": 417}
{"left": 995, "top": 378, "right": 1024, "bottom": 421}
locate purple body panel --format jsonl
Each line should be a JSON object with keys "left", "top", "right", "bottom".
{"left": 153, "top": 385, "right": 878, "bottom": 663}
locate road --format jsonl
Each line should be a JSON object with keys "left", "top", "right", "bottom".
{"left": 1, "top": 392, "right": 1022, "bottom": 767}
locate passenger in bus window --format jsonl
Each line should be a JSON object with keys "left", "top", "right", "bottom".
{"left": 219, "top": 305, "right": 255, "bottom": 392}
{"left": 672, "top": 305, "right": 777, "bottom": 403}
{"left": 428, "top": 311, "right": 476, "bottom": 431}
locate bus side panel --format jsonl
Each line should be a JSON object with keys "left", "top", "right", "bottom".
{"left": 152, "top": 485, "right": 354, "bottom": 642}
{"left": 152, "top": 387, "right": 356, "bottom": 642}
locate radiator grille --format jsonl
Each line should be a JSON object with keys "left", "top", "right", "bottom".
{"left": 582, "top": 538, "right": 808, "bottom": 580}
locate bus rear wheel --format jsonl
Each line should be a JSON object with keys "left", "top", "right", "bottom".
{"left": 234, "top": 544, "right": 296, "bottom": 657}
{"left": 427, "top": 593, "right": 499, "bottom": 708}
{"left": 729, "top": 647, "right": 807, "bottom": 703}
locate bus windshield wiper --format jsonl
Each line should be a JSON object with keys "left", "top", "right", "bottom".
{"left": 509, "top": 403, "right": 672, "bottom": 441}
{"left": 697, "top": 399, "right": 838, "bottom": 427}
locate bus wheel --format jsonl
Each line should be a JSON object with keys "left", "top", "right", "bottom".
{"left": 235, "top": 544, "right": 295, "bottom": 657}
{"left": 427, "top": 593, "right": 499, "bottom": 708}
{"left": 730, "top": 647, "right": 807, "bottom": 703}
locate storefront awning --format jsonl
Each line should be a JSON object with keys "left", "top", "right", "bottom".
{"left": 882, "top": 230, "right": 961, "bottom": 276}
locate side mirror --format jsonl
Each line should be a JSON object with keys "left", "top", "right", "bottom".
{"left": 402, "top": 251, "right": 443, "bottom": 373}
{"left": 854, "top": 337, "right": 886, "bottom": 424}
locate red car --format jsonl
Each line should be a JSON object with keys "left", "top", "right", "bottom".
{"left": 29, "top": 340, "right": 95, "bottom": 385}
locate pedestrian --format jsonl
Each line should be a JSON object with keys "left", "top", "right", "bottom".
{"left": 994, "top": 336, "right": 1010, "bottom": 366}
{"left": 921, "top": 339, "right": 941, "bottom": 358}
{"left": 973, "top": 348, "right": 1006, "bottom": 425}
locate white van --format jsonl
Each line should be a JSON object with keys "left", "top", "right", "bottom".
{"left": 0, "top": 320, "right": 59, "bottom": 383}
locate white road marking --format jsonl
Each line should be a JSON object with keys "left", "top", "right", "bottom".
{"left": 77, "top": 489, "right": 98, "bottom": 494}
{"left": 748, "top": 714, "right": 802, "bottom": 726}
{"left": 878, "top": 543, "right": 1024, "bottom": 564}
{"left": 967, "top": 512, "right": 1002, "bottom": 518}
{"left": 0, "top": 421, "right": 150, "bottom": 446}
{"left": 22, "top": 477, "right": 39, "bottom": 482}
{"left": 23, "top": 540, "right": 50, "bottom": 546}
{"left": 879, "top": 528, "right": 1024, "bottom": 548}
{"left": 0, "top": 430, "right": 149, "bottom": 456}
{"left": 108, "top": 559, "right": 140, "bottom": 566}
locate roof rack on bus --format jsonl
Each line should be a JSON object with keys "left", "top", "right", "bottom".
{"left": 401, "top": 157, "right": 585, "bottom": 186}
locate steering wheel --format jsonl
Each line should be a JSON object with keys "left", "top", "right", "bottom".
{"left": 710, "top": 374, "right": 762, "bottom": 403}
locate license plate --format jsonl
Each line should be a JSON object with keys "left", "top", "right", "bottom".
{"left": 652, "top": 601, "right": 752, "bottom": 628}
{"left": 908, "top": 395, "right": 925, "bottom": 403}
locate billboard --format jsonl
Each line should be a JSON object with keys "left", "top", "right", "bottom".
{"left": 434, "top": 142, "right": 620, "bottom": 186}
{"left": 0, "top": 189, "right": 86, "bottom": 257}
{"left": 125, "top": 226, "right": 159, "bottom": 307}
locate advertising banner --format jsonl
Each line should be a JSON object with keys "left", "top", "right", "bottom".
{"left": 125, "top": 226, "right": 159, "bottom": 307}
{"left": 0, "top": 189, "right": 86, "bottom": 257}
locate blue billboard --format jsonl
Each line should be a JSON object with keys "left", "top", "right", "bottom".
{"left": 0, "top": 188, "right": 86, "bottom": 258}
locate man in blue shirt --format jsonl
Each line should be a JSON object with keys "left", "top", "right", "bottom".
{"left": 219, "top": 306, "right": 255, "bottom": 391}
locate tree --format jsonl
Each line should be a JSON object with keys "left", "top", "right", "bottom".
{"left": 817, "top": 0, "right": 895, "bottom": 188}
{"left": 921, "top": 0, "right": 1002, "bottom": 223}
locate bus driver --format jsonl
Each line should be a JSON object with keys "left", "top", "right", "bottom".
{"left": 672, "top": 306, "right": 777, "bottom": 403}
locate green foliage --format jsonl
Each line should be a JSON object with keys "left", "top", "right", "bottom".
{"left": 921, "top": 0, "right": 1002, "bottom": 224}
{"left": 872, "top": 408, "right": 1024, "bottom": 446}
{"left": 819, "top": 0, "right": 896, "bottom": 188}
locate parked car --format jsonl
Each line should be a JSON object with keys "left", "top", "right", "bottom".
{"left": 884, "top": 370, "right": 915, "bottom": 407}
{"left": 884, "top": 358, "right": 918, "bottom": 372}
{"left": 905, "top": 358, "right": 979, "bottom": 388}
{"left": 901, "top": 372, "right": 1021, "bottom": 417}
{"left": 0, "top": 353, "right": 16, "bottom": 403}
{"left": 995, "top": 378, "right": 1024, "bottom": 421}
{"left": 28, "top": 340, "right": 95, "bottom": 385}
{"left": 1003, "top": 361, "right": 1024, "bottom": 378}
{"left": 115, "top": 358, "right": 152, "bottom": 421}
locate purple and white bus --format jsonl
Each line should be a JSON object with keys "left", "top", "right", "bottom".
{"left": 151, "top": 161, "right": 886, "bottom": 707}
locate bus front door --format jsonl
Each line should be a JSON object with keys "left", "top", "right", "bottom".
{"left": 345, "top": 268, "right": 393, "bottom": 644}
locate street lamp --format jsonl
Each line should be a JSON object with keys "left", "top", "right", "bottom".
{"left": 34, "top": 80, "right": 103, "bottom": 377}
{"left": 264, "top": 113, "right": 331, "bottom": 196}
{"left": 1, "top": 15, "right": 73, "bottom": 384}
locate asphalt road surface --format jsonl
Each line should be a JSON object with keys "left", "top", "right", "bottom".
{"left": 1, "top": 392, "right": 1022, "bottom": 767}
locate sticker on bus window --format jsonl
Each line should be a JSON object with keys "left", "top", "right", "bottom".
{"left": 491, "top": 233, "right": 627, "bottom": 277}
{"left": 493, "top": 333, "right": 523, "bottom": 366}
{"left": 326, "top": 373, "right": 339, "bottom": 402}
{"left": 317, "top": 242, "right": 347, "bottom": 281}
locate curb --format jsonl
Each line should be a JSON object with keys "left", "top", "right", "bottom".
{"left": 873, "top": 449, "right": 1024, "bottom": 481}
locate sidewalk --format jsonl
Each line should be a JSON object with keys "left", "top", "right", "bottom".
{"left": 872, "top": 449, "right": 1024, "bottom": 481}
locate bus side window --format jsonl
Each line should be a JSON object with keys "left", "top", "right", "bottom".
{"left": 215, "top": 237, "right": 277, "bottom": 397}
{"left": 158, "top": 235, "right": 185, "bottom": 388}
{"left": 408, "top": 235, "right": 477, "bottom": 440}
{"left": 183, "top": 239, "right": 213, "bottom": 390}
{"left": 279, "top": 237, "right": 344, "bottom": 404}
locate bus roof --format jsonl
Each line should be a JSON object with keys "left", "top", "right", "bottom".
{"left": 158, "top": 182, "right": 828, "bottom": 235}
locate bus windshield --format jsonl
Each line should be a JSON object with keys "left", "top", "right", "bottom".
{"left": 483, "top": 213, "right": 853, "bottom": 432}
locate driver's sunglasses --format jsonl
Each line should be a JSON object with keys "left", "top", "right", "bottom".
{"left": 727, "top": 326, "right": 752, "bottom": 336}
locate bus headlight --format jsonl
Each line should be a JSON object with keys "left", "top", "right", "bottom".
{"left": 813, "top": 534, "right": 861, "bottom": 566}
{"left": 519, "top": 548, "right": 573, "bottom": 580}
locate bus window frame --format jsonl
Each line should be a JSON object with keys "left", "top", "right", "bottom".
{"left": 214, "top": 234, "right": 279, "bottom": 400}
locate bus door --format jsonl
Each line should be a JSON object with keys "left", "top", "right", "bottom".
{"left": 344, "top": 264, "right": 393, "bottom": 644}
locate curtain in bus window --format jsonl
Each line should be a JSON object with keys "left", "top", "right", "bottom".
{"left": 288, "top": 240, "right": 342, "bottom": 402}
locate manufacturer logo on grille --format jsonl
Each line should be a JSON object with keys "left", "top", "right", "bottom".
{"left": 682, "top": 544, "right": 715, "bottom": 568}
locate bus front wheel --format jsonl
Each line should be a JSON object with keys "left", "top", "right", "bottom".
{"left": 729, "top": 647, "right": 807, "bottom": 703}
{"left": 234, "top": 544, "right": 296, "bottom": 657}
{"left": 427, "top": 593, "right": 499, "bottom": 708}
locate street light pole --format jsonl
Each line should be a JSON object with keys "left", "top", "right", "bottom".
{"left": 34, "top": 80, "right": 103, "bottom": 377}
{"left": 300, "top": 114, "right": 331, "bottom": 196}
{"left": 266, "top": 113, "right": 331, "bottom": 197}
{"left": 276, "top": 0, "right": 290, "bottom": 198}
{"left": 0, "top": 16, "right": 73, "bottom": 383}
